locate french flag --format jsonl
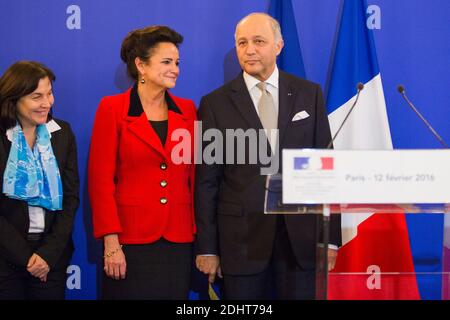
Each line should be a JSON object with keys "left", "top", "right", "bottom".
{"left": 294, "top": 157, "right": 334, "bottom": 170}
{"left": 326, "top": 0, "right": 420, "bottom": 299}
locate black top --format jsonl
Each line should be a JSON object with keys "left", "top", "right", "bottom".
{"left": 129, "top": 85, "right": 181, "bottom": 146}
{"left": 149, "top": 120, "right": 168, "bottom": 146}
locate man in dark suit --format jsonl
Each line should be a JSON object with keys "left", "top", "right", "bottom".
{"left": 195, "top": 13, "right": 341, "bottom": 299}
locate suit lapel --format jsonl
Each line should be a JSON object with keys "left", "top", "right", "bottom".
{"left": 278, "top": 72, "right": 297, "bottom": 146}
{"left": 126, "top": 109, "right": 190, "bottom": 159}
{"left": 228, "top": 72, "right": 298, "bottom": 147}
{"left": 164, "top": 110, "right": 190, "bottom": 155}
{"left": 0, "top": 132, "right": 10, "bottom": 179}
{"left": 229, "top": 75, "right": 264, "bottom": 131}
{"left": 127, "top": 113, "right": 166, "bottom": 158}
{"left": 50, "top": 128, "right": 63, "bottom": 165}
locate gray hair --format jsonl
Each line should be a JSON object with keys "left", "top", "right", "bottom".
{"left": 235, "top": 12, "right": 283, "bottom": 42}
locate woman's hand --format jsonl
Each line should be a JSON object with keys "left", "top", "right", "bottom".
{"left": 103, "top": 234, "right": 126, "bottom": 280}
{"left": 27, "top": 253, "right": 50, "bottom": 282}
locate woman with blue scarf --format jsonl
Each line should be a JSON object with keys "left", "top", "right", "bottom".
{"left": 0, "top": 61, "right": 79, "bottom": 299}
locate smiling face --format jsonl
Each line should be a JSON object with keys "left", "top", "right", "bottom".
{"left": 136, "top": 42, "right": 180, "bottom": 90}
{"left": 16, "top": 77, "right": 54, "bottom": 129}
{"left": 235, "top": 14, "right": 284, "bottom": 81}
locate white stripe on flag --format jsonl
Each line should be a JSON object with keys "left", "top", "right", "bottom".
{"left": 339, "top": 213, "right": 373, "bottom": 246}
{"left": 328, "top": 74, "right": 393, "bottom": 246}
{"left": 328, "top": 74, "right": 393, "bottom": 150}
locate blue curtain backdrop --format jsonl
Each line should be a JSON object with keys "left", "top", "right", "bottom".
{"left": 1, "top": 0, "right": 449, "bottom": 299}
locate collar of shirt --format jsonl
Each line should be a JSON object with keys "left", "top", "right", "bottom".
{"left": 243, "top": 66, "right": 279, "bottom": 93}
{"left": 128, "top": 84, "right": 182, "bottom": 117}
{"left": 6, "top": 119, "right": 61, "bottom": 142}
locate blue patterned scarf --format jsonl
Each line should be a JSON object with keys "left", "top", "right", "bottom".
{"left": 3, "top": 123, "right": 63, "bottom": 211}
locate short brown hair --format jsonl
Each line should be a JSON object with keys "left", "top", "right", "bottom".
{"left": 120, "top": 25, "right": 183, "bottom": 81}
{"left": 0, "top": 61, "right": 55, "bottom": 130}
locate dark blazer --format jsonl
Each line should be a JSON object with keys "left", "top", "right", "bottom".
{"left": 0, "top": 119, "right": 79, "bottom": 269}
{"left": 195, "top": 71, "right": 341, "bottom": 275}
{"left": 89, "top": 88, "right": 197, "bottom": 244}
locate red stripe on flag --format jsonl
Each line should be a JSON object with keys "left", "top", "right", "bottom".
{"left": 328, "top": 214, "right": 420, "bottom": 299}
{"left": 320, "top": 157, "right": 334, "bottom": 170}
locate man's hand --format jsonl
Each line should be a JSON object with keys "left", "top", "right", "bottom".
{"left": 328, "top": 248, "right": 338, "bottom": 271}
{"left": 196, "top": 255, "right": 222, "bottom": 283}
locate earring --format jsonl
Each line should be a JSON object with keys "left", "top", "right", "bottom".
{"left": 140, "top": 78, "right": 145, "bottom": 84}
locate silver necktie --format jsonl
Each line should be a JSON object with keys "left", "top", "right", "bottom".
{"left": 256, "top": 82, "right": 278, "bottom": 147}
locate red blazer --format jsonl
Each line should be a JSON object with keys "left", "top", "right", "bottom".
{"left": 89, "top": 88, "right": 196, "bottom": 244}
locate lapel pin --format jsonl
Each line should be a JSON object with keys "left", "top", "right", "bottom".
{"left": 287, "top": 93, "right": 292, "bottom": 96}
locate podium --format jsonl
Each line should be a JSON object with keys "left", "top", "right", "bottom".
{"left": 264, "top": 149, "right": 450, "bottom": 300}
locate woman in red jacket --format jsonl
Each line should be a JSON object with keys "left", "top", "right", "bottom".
{"left": 88, "top": 26, "right": 196, "bottom": 299}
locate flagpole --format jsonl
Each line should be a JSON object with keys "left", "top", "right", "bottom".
{"left": 316, "top": 204, "right": 330, "bottom": 300}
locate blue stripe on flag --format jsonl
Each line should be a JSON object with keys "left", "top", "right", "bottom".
{"left": 293, "top": 157, "right": 309, "bottom": 170}
{"left": 268, "top": 0, "right": 306, "bottom": 78}
{"left": 326, "top": 0, "right": 380, "bottom": 114}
